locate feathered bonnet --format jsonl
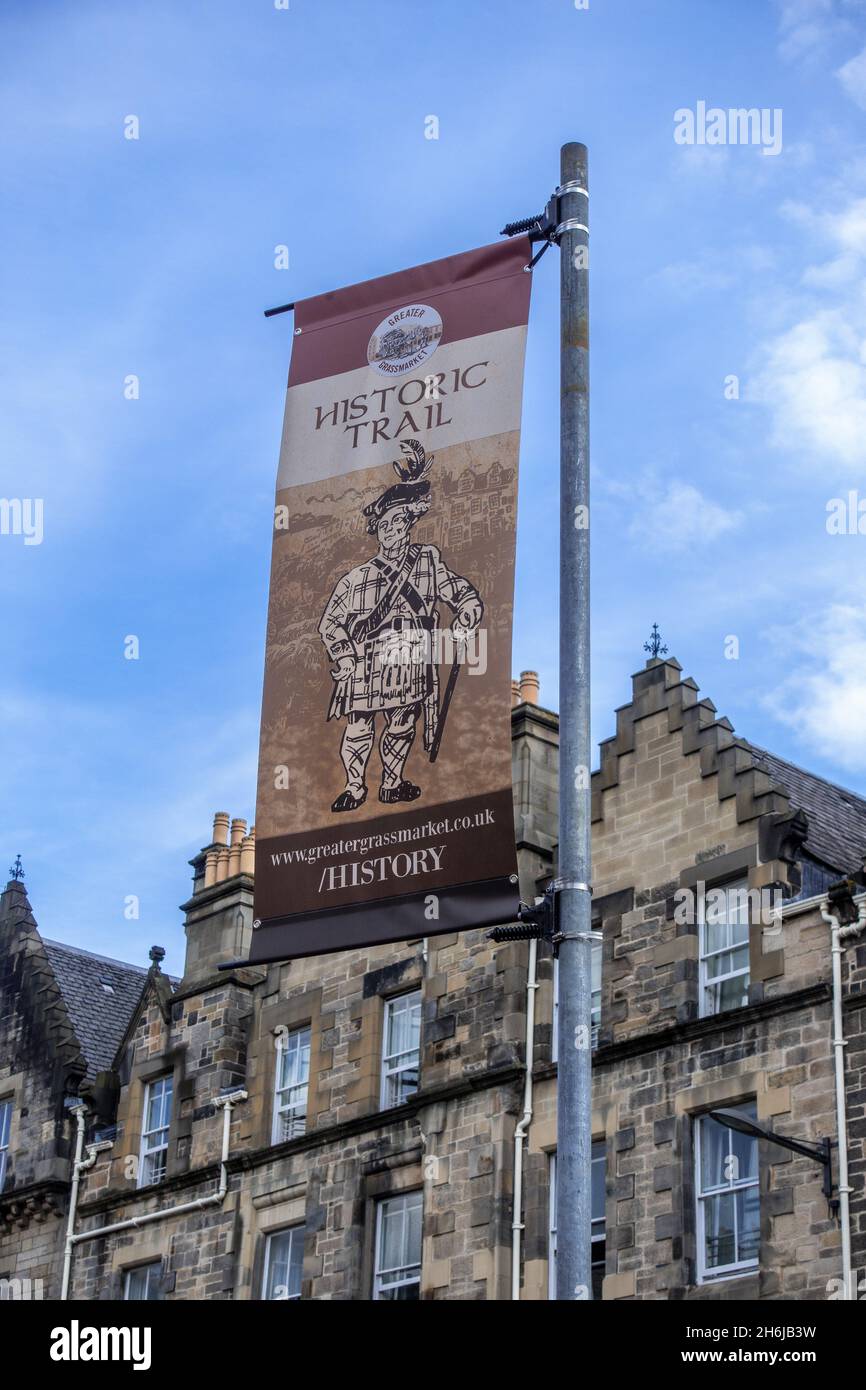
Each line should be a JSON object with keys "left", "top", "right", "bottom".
{"left": 363, "top": 440, "right": 433, "bottom": 534}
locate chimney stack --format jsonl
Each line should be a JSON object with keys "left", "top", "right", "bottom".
{"left": 518, "top": 670, "right": 540, "bottom": 705}
{"left": 181, "top": 811, "right": 256, "bottom": 986}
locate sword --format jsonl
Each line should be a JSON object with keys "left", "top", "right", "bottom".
{"left": 428, "top": 647, "right": 462, "bottom": 763}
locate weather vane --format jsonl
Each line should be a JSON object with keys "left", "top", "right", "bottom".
{"left": 9, "top": 854, "right": 24, "bottom": 882}
{"left": 644, "top": 624, "right": 668, "bottom": 660}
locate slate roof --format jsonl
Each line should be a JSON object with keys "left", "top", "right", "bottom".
{"left": 746, "top": 744, "right": 866, "bottom": 877}
{"left": 41, "top": 939, "right": 151, "bottom": 1081}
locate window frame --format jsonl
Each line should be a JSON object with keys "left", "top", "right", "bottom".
{"left": 262, "top": 1224, "right": 305, "bottom": 1301}
{"left": 372, "top": 1190, "right": 423, "bottom": 1300}
{"left": 552, "top": 942, "right": 601, "bottom": 1062}
{"left": 694, "top": 1105, "right": 760, "bottom": 1284}
{"left": 138, "top": 1074, "right": 173, "bottom": 1188}
{"left": 380, "top": 990, "right": 422, "bottom": 1110}
{"left": 0, "top": 1099, "right": 11, "bottom": 1192}
{"left": 698, "top": 876, "right": 751, "bottom": 1019}
{"left": 548, "top": 1144, "right": 606, "bottom": 1299}
{"left": 271, "top": 1024, "right": 311, "bottom": 1144}
{"left": 123, "top": 1261, "right": 163, "bottom": 1301}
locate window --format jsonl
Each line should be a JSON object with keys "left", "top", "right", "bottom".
{"left": 380, "top": 991, "right": 421, "bottom": 1109}
{"left": 373, "top": 1191, "right": 422, "bottom": 1300}
{"left": 699, "top": 877, "right": 750, "bottom": 1017}
{"left": 262, "top": 1226, "right": 304, "bottom": 1301}
{"left": 124, "top": 1262, "right": 163, "bottom": 1301}
{"left": 695, "top": 1104, "right": 760, "bottom": 1282}
{"left": 139, "top": 1075, "right": 173, "bottom": 1187}
{"left": 552, "top": 943, "right": 601, "bottom": 1061}
{"left": 548, "top": 1144, "right": 605, "bottom": 1299}
{"left": 0, "top": 1101, "right": 11, "bottom": 1191}
{"left": 272, "top": 1025, "right": 311, "bottom": 1143}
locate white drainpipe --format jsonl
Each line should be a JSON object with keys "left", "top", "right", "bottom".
{"left": 60, "top": 1102, "right": 97, "bottom": 1300}
{"left": 512, "top": 937, "right": 539, "bottom": 1300}
{"left": 821, "top": 896, "right": 866, "bottom": 1302}
{"left": 61, "top": 1089, "right": 247, "bottom": 1301}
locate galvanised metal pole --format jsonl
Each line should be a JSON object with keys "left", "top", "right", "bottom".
{"left": 556, "top": 140, "right": 593, "bottom": 1301}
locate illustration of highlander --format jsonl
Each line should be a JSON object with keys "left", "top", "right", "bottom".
{"left": 318, "top": 440, "right": 483, "bottom": 813}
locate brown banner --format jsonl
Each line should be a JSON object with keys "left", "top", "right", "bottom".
{"left": 252, "top": 238, "right": 532, "bottom": 961}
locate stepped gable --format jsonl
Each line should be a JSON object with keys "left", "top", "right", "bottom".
{"left": 589, "top": 659, "right": 855, "bottom": 867}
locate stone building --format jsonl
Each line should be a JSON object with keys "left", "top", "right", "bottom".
{"left": 2, "top": 656, "right": 865, "bottom": 1301}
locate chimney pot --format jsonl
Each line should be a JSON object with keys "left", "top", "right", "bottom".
{"left": 216, "top": 847, "right": 230, "bottom": 882}
{"left": 511, "top": 678, "right": 521, "bottom": 708}
{"left": 203, "top": 849, "right": 218, "bottom": 889}
{"left": 212, "top": 812, "right": 230, "bottom": 847}
{"left": 518, "top": 670, "right": 539, "bottom": 705}
{"left": 230, "top": 818, "right": 247, "bottom": 847}
{"left": 240, "top": 831, "right": 255, "bottom": 877}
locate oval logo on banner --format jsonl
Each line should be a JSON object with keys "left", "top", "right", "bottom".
{"left": 367, "top": 303, "right": 443, "bottom": 377}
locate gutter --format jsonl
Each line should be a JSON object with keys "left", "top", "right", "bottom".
{"left": 780, "top": 888, "right": 866, "bottom": 920}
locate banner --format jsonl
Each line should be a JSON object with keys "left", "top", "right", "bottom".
{"left": 251, "top": 238, "right": 532, "bottom": 961}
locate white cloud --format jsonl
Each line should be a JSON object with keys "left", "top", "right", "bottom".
{"left": 654, "top": 245, "right": 779, "bottom": 297}
{"left": 671, "top": 144, "right": 731, "bottom": 179}
{"left": 652, "top": 259, "right": 737, "bottom": 296}
{"left": 607, "top": 478, "right": 743, "bottom": 548}
{"left": 751, "top": 192, "right": 866, "bottom": 473}
{"left": 775, "top": 0, "right": 838, "bottom": 60}
{"left": 838, "top": 44, "right": 866, "bottom": 105}
{"left": 752, "top": 306, "right": 866, "bottom": 468}
{"left": 763, "top": 603, "right": 866, "bottom": 769}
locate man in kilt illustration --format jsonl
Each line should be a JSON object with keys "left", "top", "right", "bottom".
{"left": 318, "top": 440, "right": 483, "bottom": 813}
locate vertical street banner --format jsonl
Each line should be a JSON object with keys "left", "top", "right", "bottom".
{"left": 251, "top": 237, "right": 533, "bottom": 961}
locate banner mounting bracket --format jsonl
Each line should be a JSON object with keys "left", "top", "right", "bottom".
{"left": 501, "top": 181, "right": 590, "bottom": 255}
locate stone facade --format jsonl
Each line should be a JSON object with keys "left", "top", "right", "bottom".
{"left": 1, "top": 657, "right": 865, "bottom": 1301}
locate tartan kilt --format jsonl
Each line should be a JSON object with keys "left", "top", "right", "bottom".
{"left": 328, "top": 616, "right": 437, "bottom": 718}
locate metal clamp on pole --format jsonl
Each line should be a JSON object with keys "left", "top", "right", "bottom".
{"left": 501, "top": 180, "right": 591, "bottom": 253}
{"left": 487, "top": 882, "right": 557, "bottom": 945}
{"left": 488, "top": 881, "right": 600, "bottom": 959}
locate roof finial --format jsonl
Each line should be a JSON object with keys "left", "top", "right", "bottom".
{"left": 149, "top": 945, "right": 166, "bottom": 972}
{"left": 644, "top": 624, "right": 668, "bottom": 661}
{"left": 9, "top": 854, "right": 24, "bottom": 882}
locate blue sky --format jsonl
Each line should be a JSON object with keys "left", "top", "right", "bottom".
{"left": 3, "top": 0, "right": 866, "bottom": 970}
